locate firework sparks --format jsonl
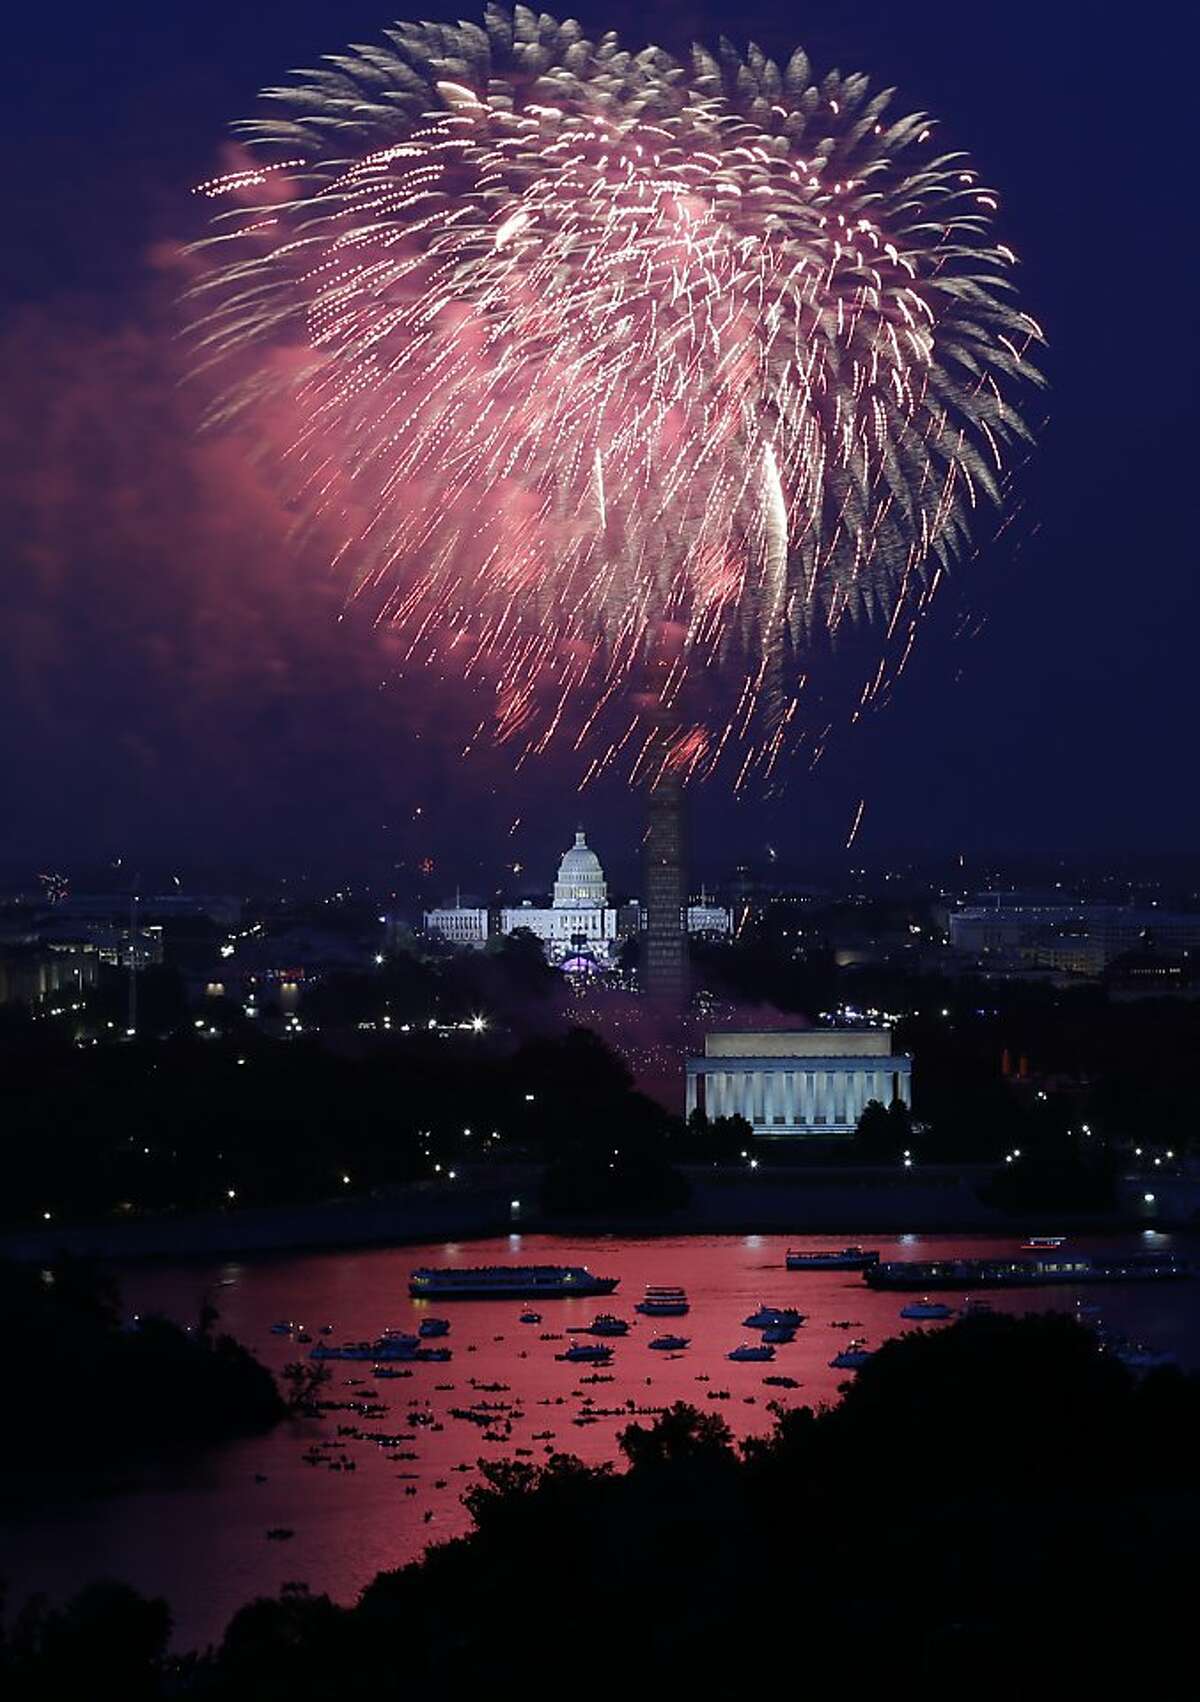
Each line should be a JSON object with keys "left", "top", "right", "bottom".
{"left": 189, "top": 6, "right": 1042, "bottom": 786}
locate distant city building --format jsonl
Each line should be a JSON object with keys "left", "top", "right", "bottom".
{"left": 0, "top": 942, "right": 98, "bottom": 1006}
{"left": 425, "top": 826, "right": 730, "bottom": 967}
{"left": 422, "top": 905, "right": 490, "bottom": 948}
{"left": 686, "top": 1029, "right": 912, "bottom": 1136}
{"left": 949, "top": 901, "right": 1200, "bottom": 973}
{"left": 686, "top": 901, "right": 732, "bottom": 937}
{"left": 46, "top": 893, "right": 242, "bottom": 928}
{"left": 501, "top": 829, "right": 619, "bottom": 965}
{"left": 619, "top": 898, "right": 731, "bottom": 938}
{"left": 34, "top": 917, "right": 163, "bottom": 968}
{"left": 553, "top": 830, "right": 609, "bottom": 907}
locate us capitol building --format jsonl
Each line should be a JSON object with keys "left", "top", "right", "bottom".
{"left": 423, "top": 828, "right": 729, "bottom": 968}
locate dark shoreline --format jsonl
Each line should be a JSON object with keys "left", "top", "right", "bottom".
{"left": 2, "top": 1163, "right": 1193, "bottom": 1265}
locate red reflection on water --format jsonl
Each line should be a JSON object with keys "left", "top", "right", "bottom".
{"left": 1, "top": 1229, "right": 1190, "bottom": 1648}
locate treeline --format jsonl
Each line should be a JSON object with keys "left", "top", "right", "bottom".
{"left": 0, "top": 1259, "right": 283, "bottom": 1493}
{"left": 0, "top": 1017, "right": 686, "bottom": 1226}
{"left": 4, "top": 1314, "right": 1198, "bottom": 1695}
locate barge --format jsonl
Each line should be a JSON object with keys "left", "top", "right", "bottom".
{"left": 409, "top": 1264, "right": 618, "bottom": 1299}
{"left": 865, "top": 1251, "right": 1190, "bottom": 1292}
{"left": 786, "top": 1246, "right": 880, "bottom": 1271}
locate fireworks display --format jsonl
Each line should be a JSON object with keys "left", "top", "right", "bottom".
{"left": 190, "top": 5, "right": 1042, "bottom": 790}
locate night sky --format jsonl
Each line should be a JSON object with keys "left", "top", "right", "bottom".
{"left": 2, "top": 1, "right": 1196, "bottom": 883}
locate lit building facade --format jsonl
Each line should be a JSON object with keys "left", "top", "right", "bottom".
{"left": 686, "top": 1029, "right": 912, "bottom": 1136}
{"left": 422, "top": 906, "right": 489, "bottom": 948}
{"left": 686, "top": 902, "right": 732, "bottom": 936}
{"left": 949, "top": 898, "right": 1200, "bottom": 972}
{"left": 502, "top": 829, "right": 619, "bottom": 964}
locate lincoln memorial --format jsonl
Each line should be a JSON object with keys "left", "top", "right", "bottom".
{"left": 685, "top": 1029, "right": 912, "bottom": 1136}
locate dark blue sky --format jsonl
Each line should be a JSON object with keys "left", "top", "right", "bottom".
{"left": 1, "top": 1, "right": 1196, "bottom": 883}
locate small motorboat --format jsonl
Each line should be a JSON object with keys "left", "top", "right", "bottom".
{"left": 418, "top": 1317, "right": 450, "bottom": 1338}
{"left": 555, "top": 1342, "right": 614, "bottom": 1363}
{"left": 728, "top": 1343, "right": 775, "bottom": 1362}
{"left": 763, "top": 1374, "right": 800, "bottom": 1388}
{"left": 519, "top": 1310, "right": 542, "bottom": 1324}
{"left": 568, "top": 1313, "right": 630, "bottom": 1337}
{"left": 743, "top": 1306, "right": 805, "bottom": 1331}
{"left": 265, "top": 1528, "right": 295, "bottom": 1541}
{"left": 269, "top": 1321, "right": 295, "bottom": 1335}
{"left": 647, "top": 1334, "right": 690, "bottom": 1352}
{"left": 900, "top": 1299, "right": 955, "bottom": 1321}
{"left": 829, "top": 1339, "right": 873, "bottom": 1371}
{"left": 762, "top": 1325, "right": 796, "bottom": 1344}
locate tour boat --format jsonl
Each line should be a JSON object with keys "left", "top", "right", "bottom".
{"left": 409, "top": 1264, "right": 618, "bottom": 1299}
{"left": 744, "top": 1305, "right": 805, "bottom": 1330}
{"left": 786, "top": 1246, "right": 881, "bottom": 1271}
{"left": 728, "top": 1343, "right": 775, "bottom": 1362}
{"left": 555, "top": 1342, "right": 614, "bottom": 1363}
{"left": 1021, "top": 1235, "right": 1066, "bottom": 1251}
{"left": 900, "top": 1299, "right": 955, "bottom": 1320}
{"left": 647, "top": 1334, "right": 690, "bottom": 1351}
{"left": 635, "top": 1285, "right": 690, "bottom": 1316}
{"left": 866, "top": 1251, "right": 1190, "bottom": 1291}
{"left": 829, "top": 1340, "right": 873, "bottom": 1371}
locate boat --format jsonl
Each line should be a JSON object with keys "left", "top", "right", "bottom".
{"left": 647, "top": 1335, "right": 690, "bottom": 1352}
{"left": 310, "top": 1334, "right": 450, "bottom": 1363}
{"left": 555, "top": 1343, "right": 614, "bottom": 1363}
{"left": 418, "top": 1317, "right": 450, "bottom": 1337}
{"left": 519, "top": 1311, "right": 542, "bottom": 1325}
{"left": 763, "top": 1374, "right": 800, "bottom": 1388}
{"left": 728, "top": 1343, "right": 775, "bottom": 1362}
{"left": 567, "top": 1313, "right": 630, "bottom": 1337}
{"left": 269, "top": 1321, "right": 295, "bottom": 1335}
{"left": 786, "top": 1246, "right": 880, "bottom": 1271}
{"left": 864, "top": 1251, "right": 1191, "bottom": 1292}
{"left": 762, "top": 1325, "right": 796, "bottom": 1344}
{"left": 409, "top": 1264, "right": 618, "bottom": 1299}
{"left": 900, "top": 1299, "right": 955, "bottom": 1321}
{"left": 744, "top": 1305, "right": 805, "bottom": 1330}
{"left": 635, "top": 1285, "right": 689, "bottom": 1317}
{"left": 829, "top": 1340, "right": 873, "bottom": 1371}
{"left": 1022, "top": 1235, "right": 1066, "bottom": 1251}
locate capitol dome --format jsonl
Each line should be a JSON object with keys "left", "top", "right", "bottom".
{"left": 553, "top": 828, "right": 608, "bottom": 908}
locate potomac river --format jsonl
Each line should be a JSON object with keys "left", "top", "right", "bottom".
{"left": 4, "top": 1229, "right": 1197, "bottom": 1649}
